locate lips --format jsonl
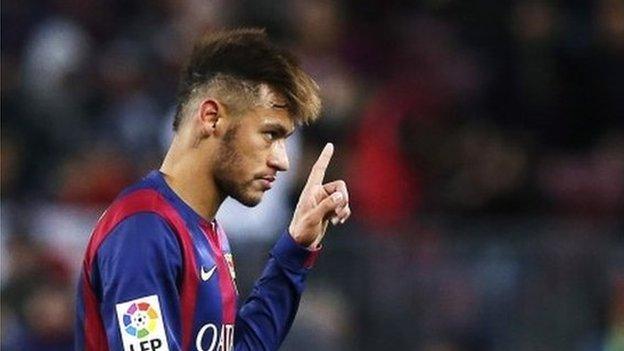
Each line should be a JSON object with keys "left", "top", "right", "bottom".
{"left": 256, "top": 174, "right": 276, "bottom": 190}
{"left": 260, "top": 175, "right": 276, "bottom": 183}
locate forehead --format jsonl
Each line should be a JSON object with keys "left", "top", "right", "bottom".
{"left": 247, "top": 85, "right": 295, "bottom": 130}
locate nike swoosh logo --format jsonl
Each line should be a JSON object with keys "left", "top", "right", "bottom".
{"left": 200, "top": 265, "right": 217, "bottom": 282}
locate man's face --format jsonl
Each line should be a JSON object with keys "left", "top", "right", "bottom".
{"left": 213, "top": 90, "right": 295, "bottom": 207}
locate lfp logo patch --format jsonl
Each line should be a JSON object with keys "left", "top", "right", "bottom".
{"left": 122, "top": 301, "right": 158, "bottom": 338}
{"left": 116, "top": 295, "right": 170, "bottom": 351}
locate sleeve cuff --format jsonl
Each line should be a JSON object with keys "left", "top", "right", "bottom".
{"left": 270, "top": 230, "right": 322, "bottom": 270}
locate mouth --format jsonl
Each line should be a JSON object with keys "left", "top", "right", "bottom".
{"left": 256, "top": 175, "right": 276, "bottom": 190}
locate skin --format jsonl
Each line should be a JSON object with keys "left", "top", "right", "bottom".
{"left": 160, "top": 84, "right": 351, "bottom": 248}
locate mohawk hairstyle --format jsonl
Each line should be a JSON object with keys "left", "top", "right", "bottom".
{"left": 173, "top": 28, "right": 321, "bottom": 130}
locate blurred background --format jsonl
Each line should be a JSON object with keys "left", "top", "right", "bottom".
{"left": 2, "top": 0, "right": 623, "bottom": 350}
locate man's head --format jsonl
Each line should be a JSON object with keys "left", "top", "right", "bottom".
{"left": 173, "top": 28, "right": 321, "bottom": 206}
{"left": 173, "top": 28, "right": 321, "bottom": 130}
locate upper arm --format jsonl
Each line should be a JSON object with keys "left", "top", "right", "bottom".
{"left": 91, "top": 212, "right": 182, "bottom": 350}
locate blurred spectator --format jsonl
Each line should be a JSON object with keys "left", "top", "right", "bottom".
{"left": 347, "top": 82, "right": 436, "bottom": 230}
{"left": 22, "top": 16, "right": 92, "bottom": 146}
{"left": 1, "top": 234, "right": 73, "bottom": 350}
{"left": 432, "top": 122, "right": 534, "bottom": 215}
{"left": 605, "top": 273, "right": 624, "bottom": 351}
{"left": 538, "top": 132, "right": 624, "bottom": 217}
{"left": 55, "top": 146, "right": 136, "bottom": 205}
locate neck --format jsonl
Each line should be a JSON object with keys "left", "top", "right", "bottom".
{"left": 159, "top": 134, "right": 224, "bottom": 221}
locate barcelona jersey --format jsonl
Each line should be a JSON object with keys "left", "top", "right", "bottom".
{"left": 75, "top": 170, "right": 320, "bottom": 351}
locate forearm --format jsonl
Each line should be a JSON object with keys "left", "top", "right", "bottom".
{"left": 234, "top": 231, "right": 320, "bottom": 350}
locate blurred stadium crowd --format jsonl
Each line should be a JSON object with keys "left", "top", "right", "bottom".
{"left": 2, "top": 0, "right": 623, "bottom": 350}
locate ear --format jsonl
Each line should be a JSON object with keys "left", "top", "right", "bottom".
{"left": 197, "top": 99, "right": 221, "bottom": 137}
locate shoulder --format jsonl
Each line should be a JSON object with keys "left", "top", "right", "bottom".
{"left": 106, "top": 212, "right": 176, "bottom": 239}
{"left": 97, "top": 212, "right": 181, "bottom": 262}
{"left": 91, "top": 213, "right": 184, "bottom": 303}
{"left": 84, "top": 187, "right": 183, "bottom": 269}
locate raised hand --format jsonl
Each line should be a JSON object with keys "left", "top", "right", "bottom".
{"left": 288, "top": 143, "right": 351, "bottom": 248}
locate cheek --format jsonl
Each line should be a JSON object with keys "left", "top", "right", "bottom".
{"left": 228, "top": 148, "right": 262, "bottom": 179}
{"left": 245, "top": 135, "right": 271, "bottom": 162}
{"left": 224, "top": 129, "right": 271, "bottom": 175}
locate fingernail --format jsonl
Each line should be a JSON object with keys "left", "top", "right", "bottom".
{"left": 340, "top": 218, "right": 346, "bottom": 224}
{"left": 331, "top": 217, "right": 339, "bottom": 225}
{"left": 332, "top": 192, "right": 343, "bottom": 203}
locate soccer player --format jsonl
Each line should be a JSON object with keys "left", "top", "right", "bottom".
{"left": 75, "top": 28, "right": 351, "bottom": 351}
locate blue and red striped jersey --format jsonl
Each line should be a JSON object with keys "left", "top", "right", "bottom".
{"left": 75, "top": 170, "right": 320, "bottom": 351}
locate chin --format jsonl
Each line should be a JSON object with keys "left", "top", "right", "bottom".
{"left": 232, "top": 192, "right": 263, "bottom": 207}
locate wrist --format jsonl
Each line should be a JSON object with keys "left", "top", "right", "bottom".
{"left": 288, "top": 230, "right": 317, "bottom": 250}
{"left": 272, "top": 230, "right": 321, "bottom": 270}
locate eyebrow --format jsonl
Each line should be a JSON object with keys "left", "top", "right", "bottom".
{"left": 263, "top": 122, "right": 295, "bottom": 138}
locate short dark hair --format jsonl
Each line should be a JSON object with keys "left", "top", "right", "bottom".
{"left": 173, "top": 28, "right": 321, "bottom": 131}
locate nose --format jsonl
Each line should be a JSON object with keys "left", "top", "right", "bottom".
{"left": 268, "top": 140, "right": 289, "bottom": 172}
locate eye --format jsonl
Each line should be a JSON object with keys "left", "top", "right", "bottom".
{"left": 263, "top": 131, "right": 278, "bottom": 141}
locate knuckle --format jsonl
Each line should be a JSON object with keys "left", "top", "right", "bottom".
{"left": 323, "top": 198, "right": 336, "bottom": 210}
{"left": 303, "top": 216, "right": 315, "bottom": 227}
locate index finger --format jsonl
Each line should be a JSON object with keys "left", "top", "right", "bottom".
{"left": 305, "top": 143, "right": 334, "bottom": 187}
